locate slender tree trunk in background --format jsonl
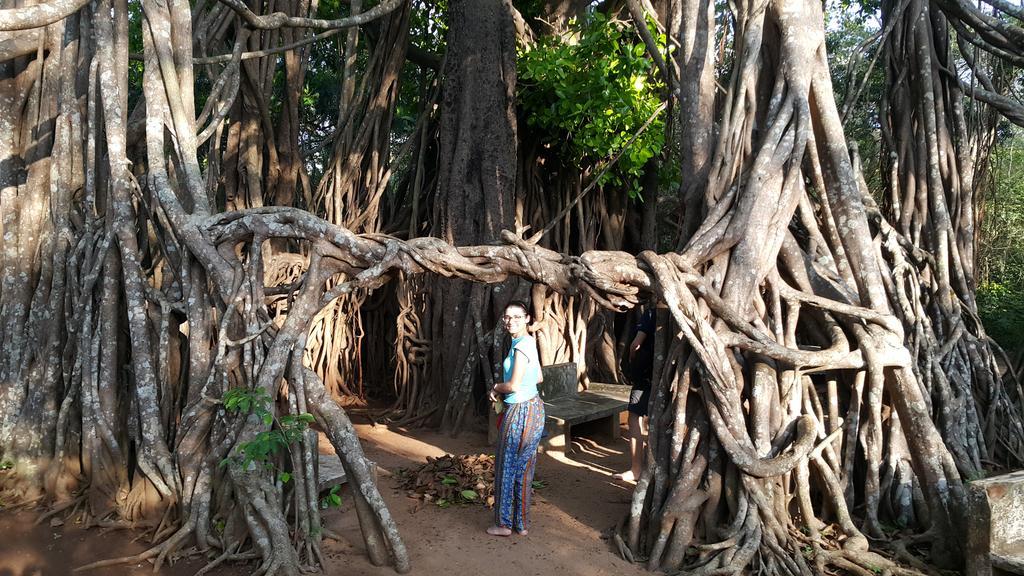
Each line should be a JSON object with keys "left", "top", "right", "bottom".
{"left": 673, "top": 0, "right": 715, "bottom": 243}
{"left": 431, "top": 0, "right": 518, "bottom": 432}
{"left": 307, "top": 1, "right": 411, "bottom": 401}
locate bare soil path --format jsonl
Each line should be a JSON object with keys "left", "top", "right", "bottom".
{"left": 1, "top": 418, "right": 647, "bottom": 576}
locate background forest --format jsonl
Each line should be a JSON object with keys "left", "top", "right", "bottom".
{"left": 5, "top": 0, "right": 1024, "bottom": 574}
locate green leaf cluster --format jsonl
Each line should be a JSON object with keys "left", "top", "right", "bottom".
{"left": 979, "top": 132, "right": 1024, "bottom": 351}
{"left": 320, "top": 485, "right": 343, "bottom": 509}
{"left": 220, "top": 388, "right": 315, "bottom": 480}
{"left": 433, "top": 474, "right": 480, "bottom": 508}
{"left": 978, "top": 282, "right": 1024, "bottom": 350}
{"left": 517, "top": 14, "right": 667, "bottom": 196}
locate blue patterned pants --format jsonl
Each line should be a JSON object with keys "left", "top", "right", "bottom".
{"left": 494, "top": 395, "right": 546, "bottom": 531}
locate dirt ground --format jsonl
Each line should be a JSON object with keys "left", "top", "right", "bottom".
{"left": 0, "top": 416, "right": 649, "bottom": 576}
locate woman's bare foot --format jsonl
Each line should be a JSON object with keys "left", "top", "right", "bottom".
{"left": 612, "top": 470, "right": 638, "bottom": 482}
{"left": 487, "top": 526, "right": 512, "bottom": 537}
{"left": 516, "top": 529, "right": 528, "bottom": 536}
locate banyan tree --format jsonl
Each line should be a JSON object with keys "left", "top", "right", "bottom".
{"left": 2, "top": 0, "right": 1024, "bottom": 574}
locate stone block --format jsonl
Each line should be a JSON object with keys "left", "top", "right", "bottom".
{"left": 967, "top": 470, "right": 1024, "bottom": 575}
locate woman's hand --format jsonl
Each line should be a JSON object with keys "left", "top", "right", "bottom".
{"left": 629, "top": 331, "right": 647, "bottom": 362}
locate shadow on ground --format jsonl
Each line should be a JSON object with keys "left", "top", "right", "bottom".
{"left": 320, "top": 414, "right": 647, "bottom": 576}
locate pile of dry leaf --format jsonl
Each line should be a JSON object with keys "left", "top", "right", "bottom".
{"left": 395, "top": 453, "right": 496, "bottom": 508}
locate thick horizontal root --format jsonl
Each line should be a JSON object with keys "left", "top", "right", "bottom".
{"left": 72, "top": 522, "right": 195, "bottom": 573}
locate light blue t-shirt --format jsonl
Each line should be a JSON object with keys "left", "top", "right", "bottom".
{"left": 502, "top": 335, "right": 541, "bottom": 404}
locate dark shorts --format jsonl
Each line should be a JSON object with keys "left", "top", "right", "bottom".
{"left": 627, "top": 380, "right": 651, "bottom": 417}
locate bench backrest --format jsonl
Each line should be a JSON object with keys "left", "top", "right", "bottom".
{"left": 539, "top": 362, "right": 578, "bottom": 401}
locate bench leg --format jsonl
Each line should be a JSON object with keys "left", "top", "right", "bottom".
{"left": 607, "top": 414, "right": 621, "bottom": 440}
{"left": 543, "top": 422, "right": 570, "bottom": 454}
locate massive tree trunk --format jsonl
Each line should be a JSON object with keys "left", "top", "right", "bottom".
{"left": 610, "top": 0, "right": 1022, "bottom": 570}
{"left": 0, "top": 1, "right": 412, "bottom": 575}
{"left": 428, "top": 0, "right": 518, "bottom": 432}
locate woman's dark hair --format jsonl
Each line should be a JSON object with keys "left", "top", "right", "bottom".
{"left": 505, "top": 299, "right": 531, "bottom": 318}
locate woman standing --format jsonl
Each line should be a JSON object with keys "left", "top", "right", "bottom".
{"left": 487, "top": 300, "right": 545, "bottom": 537}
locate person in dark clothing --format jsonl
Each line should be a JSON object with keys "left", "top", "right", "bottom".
{"left": 614, "top": 308, "right": 654, "bottom": 482}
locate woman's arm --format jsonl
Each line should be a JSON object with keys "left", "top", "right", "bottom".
{"left": 493, "top": 349, "right": 528, "bottom": 395}
{"left": 629, "top": 331, "right": 648, "bottom": 362}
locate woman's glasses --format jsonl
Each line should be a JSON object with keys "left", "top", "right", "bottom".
{"left": 502, "top": 314, "right": 526, "bottom": 322}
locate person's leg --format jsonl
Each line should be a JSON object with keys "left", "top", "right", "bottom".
{"left": 511, "top": 396, "right": 545, "bottom": 534}
{"left": 628, "top": 411, "right": 643, "bottom": 477}
{"left": 490, "top": 402, "right": 523, "bottom": 536}
{"left": 615, "top": 383, "right": 649, "bottom": 481}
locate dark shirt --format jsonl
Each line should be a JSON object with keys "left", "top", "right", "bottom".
{"left": 627, "top": 309, "right": 655, "bottom": 384}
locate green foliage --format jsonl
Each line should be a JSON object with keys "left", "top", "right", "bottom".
{"left": 220, "top": 388, "right": 315, "bottom": 477}
{"left": 517, "top": 14, "right": 667, "bottom": 196}
{"left": 978, "top": 282, "right": 1024, "bottom": 350}
{"left": 824, "top": 1, "right": 883, "bottom": 192}
{"left": 409, "top": 0, "right": 447, "bottom": 54}
{"left": 223, "top": 387, "right": 274, "bottom": 425}
{"left": 979, "top": 132, "right": 1024, "bottom": 351}
{"left": 127, "top": 0, "right": 145, "bottom": 111}
{"left": 320, "top": 485, "right": 343, "bottom": 509}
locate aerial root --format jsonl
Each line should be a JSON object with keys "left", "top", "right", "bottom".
{"left": 883, "top": 539, "right": 946, "bottom": 575}
{"left": 71, "top": 522, "right": 195, "bottom": 573}
{"left": 612, "top": 515, "right": 636, "bottom": 563}
{"left": 34, "top": 495, "right": 86, "bottom": 525}
{"left": 194, "top": 546, "right": 258, "bottom": 576}
{"left": 72, "top": 545, "right": 162, "bottom": 572}
{"left": 154, "top": 521, "right": 197, "bottom": 571}
{"left": 817, "top": 547, "right": 931, "bottom": 576}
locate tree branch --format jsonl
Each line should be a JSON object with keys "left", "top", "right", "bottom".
{"left": 217, "top": 0, "right": 404, "bottom": 30}
{"left": 0, "top": 0, "right": 90, "bottom": 31}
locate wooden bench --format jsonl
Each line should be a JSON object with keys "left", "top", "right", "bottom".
{"left": 488, "top": 362, "right": 630, "bottom": 454}
{"left": 967, "top": 470, "right": 1024, "bottom": 575}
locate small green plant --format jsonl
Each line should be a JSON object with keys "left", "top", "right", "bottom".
{"left": 223, "top": 388, "right": 274, "bottom": 425}
{"left": 0, "top": 459, "right": 13, "bottom": 471}
{"left": 220, "top": 388, "right": 315, "bottom": 479}
{"left": 320, "top": 485, "right": 342, "bottom": 509}
{"left": 531, "top": 480, "right": 546, "bottom": 489}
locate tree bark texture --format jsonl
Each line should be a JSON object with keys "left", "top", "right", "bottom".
{"left": 428, "top": 0, "right": 518, "bottom": 433}
{"left": 0, "top": 0, "right": 1021, "bottom": 574}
